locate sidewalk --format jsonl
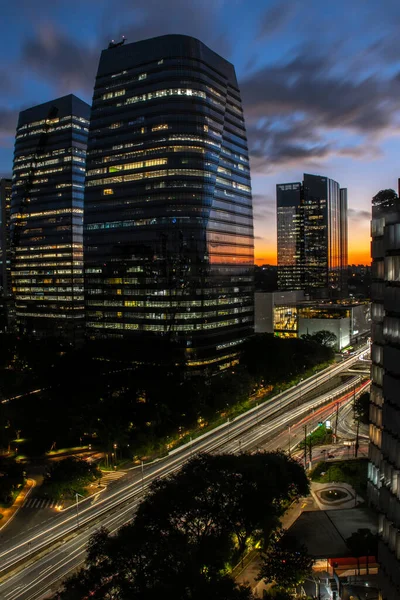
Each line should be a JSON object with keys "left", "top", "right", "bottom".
{"left": 0, "top": 478, "right": 35, "bottom": 531}
{"left": 234, "top": 496, "right": 315, "bottom": 595}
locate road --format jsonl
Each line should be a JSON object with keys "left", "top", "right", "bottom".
{"left": 0, "top": 345, "right": 369, "bottom": 600}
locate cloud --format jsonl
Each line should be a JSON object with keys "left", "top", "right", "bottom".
{"left": 240, "top": 47, "right": 400, "bottom": 170}
{"left": 20, "top": 23, "right": 99, "bottom": 94}
{"left": 252, "top": 193, "right": 275, "bottom": 220}
{"left": 104, "top": 0, "right": 231, "bottom": 60}
{"left": 348, "top": 208, "right": 371, "bottom": 221}
{"left": 0, "top": 108, "right": 20, "bottom": 147}
{"left": 257, "top": 1, "right": 297, "bottom": 39}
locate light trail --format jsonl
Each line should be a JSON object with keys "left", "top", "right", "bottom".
{"left": 0, "top": 345, "right": 369, "bottom": 599}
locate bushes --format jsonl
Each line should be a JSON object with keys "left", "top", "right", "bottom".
{"left": 42, "top": 457, "right": 101, "bottom": 500}
{"left": 310, "top": 458, "right": 368, "bottom": 497}
{"left": 0, "top": 458, "right": 24, "bottom": 505}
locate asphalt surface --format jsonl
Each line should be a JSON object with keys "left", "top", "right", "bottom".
{"left": 0, "top": 345, "right": 370, "bottom": 600}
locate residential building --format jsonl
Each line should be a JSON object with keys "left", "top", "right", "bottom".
{"left": 84, "top": 34, "right": 254, "bottom": 372}
{"left": 368, "top": 186, "right": 400, "bottom": 599}
{"left": 277, "top": 173, "right": 348, "bottom": 298}
{"left": 10, "top": 95, "right": 90, "bottom": 338}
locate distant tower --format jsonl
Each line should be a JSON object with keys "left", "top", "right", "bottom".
{"left": 277, "top": 173, "right": 348, "bottom": 298}
{"left": 0, "top": 178, "right": 12, "bottom": 298}
{"left": 10, "top": 95, "right": 90, "bottom": 338}
{"left": 84, "top": 34, "right": 254, "bottom": 372}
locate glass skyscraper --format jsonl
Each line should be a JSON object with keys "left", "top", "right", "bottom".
{"left": 0, "top": 178, "right": 12, "bottom": 298}
{"left": 368, "top": 187, "right": 400, "bottom": 600}
{"left": 10, "top": 94, "right": 90, "bottom": 337}
{"left": 276, "top": 182, "right": 303, "bottom": 290}
{"left": 84, "top": 34, "right": 254, "bottom": 372}
{"left": 277, "top": 173, "right": 348, "bottom": 298}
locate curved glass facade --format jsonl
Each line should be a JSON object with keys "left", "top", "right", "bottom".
{"left": 10, "top": 94, "right": 90, "bottom": 337}
{"left": 84, "top": 35, "right": 254, "bottom": 371}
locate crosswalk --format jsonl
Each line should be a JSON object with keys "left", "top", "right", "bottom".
{"left": 21, "top": 471, "right": 126, "bottom": 511}
{"left": 22, "top": 497, "right": 60, "bottom": 510}
{"left": 99, "top": 470, "right": 126, "bottom": 486}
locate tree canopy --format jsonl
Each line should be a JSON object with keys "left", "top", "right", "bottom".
{"left": 59, "top": 452, "right": 309, "bottom": 599}
{"left": 43, "top": 457, "right": 101, "bottom": 500}
{"left": 257, "top": 529, "right": 313, "bottom": 590}
{"left": 301, "top": 330, "right": 337, "bottom": 348}
{"left": 354, "top": 392, "right": 370, "bottom": 424}
{"left": 0, "top": 331, "right": 334, "bottom": 461}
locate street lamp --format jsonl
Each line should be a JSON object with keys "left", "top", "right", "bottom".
{"left": 73, "top": 491, "right": 85, "bottom": 527}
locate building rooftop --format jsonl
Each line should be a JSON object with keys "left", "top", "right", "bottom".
{"left": 287, "top": 508, "right": 377, "bottom": 559}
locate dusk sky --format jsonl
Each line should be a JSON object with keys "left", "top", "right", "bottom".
{"left": 2, "top": 0, "right": 400, "bottom": 265}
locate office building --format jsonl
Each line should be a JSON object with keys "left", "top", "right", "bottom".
{"left": 368, "top": 186, "right": 400, "bottom": 599}
{"left": 277, "top": 173, "right": 348, "bottom": 298}
{"left": 0, "top": 178, "right": 12, "bottom": 297}
{"left": 255, "top": 291, "right": 370, "bottom": 349}
{"left": 10, "top": 95, "right": 90, "bottom": 337}
{"left": 84, "top": 34, "right": 254, "bottom": 372}
{"left": 276, "top": 182, "right": 303, "bottom": 290}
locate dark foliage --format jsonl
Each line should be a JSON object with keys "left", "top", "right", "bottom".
{"left": 0, "top": 457, "right": 24, "bottom": 504}
{"left": 0, "top": 332, "right": 333, "bottom": 458}
{"left": 59, "top": 452, "right": 308, "bottom": 599}
{"left": 354, "top": 392, "right": 370, "bottom": 424}
{"left": 257, "top": 529, "right": 313, "bottom": 589}
{"left": 43, "top": 457, "right": 101, "bottom": 500}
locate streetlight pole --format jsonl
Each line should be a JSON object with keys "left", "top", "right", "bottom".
{"left": 74, "top": 491, "right": 84, "bottom": 528}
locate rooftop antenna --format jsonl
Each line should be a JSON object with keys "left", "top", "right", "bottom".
{"left": 108, "top": 35, "right": 126, "bottom": 49}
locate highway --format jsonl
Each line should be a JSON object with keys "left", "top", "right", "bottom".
{"left": 0, "top": 345, "right": 369, "bottom": 599}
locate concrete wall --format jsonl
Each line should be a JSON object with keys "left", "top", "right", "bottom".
{"left": 255, "top": 290, "right": 305, "bottom": 333}
{"left": 255, "top": 292, "right": 273, "bottom": 333}
{"left": 298, "top": 317, "right": 350, "bottom": 350}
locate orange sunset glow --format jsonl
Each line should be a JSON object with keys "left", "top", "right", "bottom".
{"left": 254, "top": 240, "right": 371, "bottom": 266}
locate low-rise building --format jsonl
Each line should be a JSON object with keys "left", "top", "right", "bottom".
{"left": 255, "top": 292, "right": 371, "bottom": 350}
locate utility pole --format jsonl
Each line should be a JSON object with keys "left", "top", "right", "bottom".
{"left": 334, "top": 402, "right": 339, "bottom": 443}
{"left": 304, "top": 425, "right": 307, "bottom": 469}
{"left": 74, "top": 491, "right": 84, "bottom": 528}
{"left": 355, "top": 419, "right": 360, "bottom": 458}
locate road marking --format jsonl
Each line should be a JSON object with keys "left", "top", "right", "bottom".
{"left": 301, "top": 502, "right": 307, "bottom": 508}
{"left": 5, "top": 587, "right": 22, "bottom": 598}
{"left": 0, "top": 346, "right": 369, "bottom": 576}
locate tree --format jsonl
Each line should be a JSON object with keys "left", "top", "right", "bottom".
{"left": 354, "top": 392, "right": 370, "bottom": 424}
{"left": 346, "top": 528, "right": 377, "bottom": 575}
{"left": 257, "top": 529, "right": 313, "bottom": 589}
{"left": 60, "top": 452, "right": 309, "bottom": 599}
{"left": 43, "top": 457, "right": 101, "bottom": 500}
{"left": 301, "top": 330, "right": 337, "bottom": 348}
{"left": 0, "top": 458, "right": 24, "bottom": 504}
{"left": 373, "top": 189, "right": 398, "bottom": 205}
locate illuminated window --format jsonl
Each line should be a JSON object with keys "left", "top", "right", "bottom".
{"left": 103, "top": 188, "right": 114, "bottom": 195}
{"left": 152, "top": 124, "right": 168, "bottom": 132}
